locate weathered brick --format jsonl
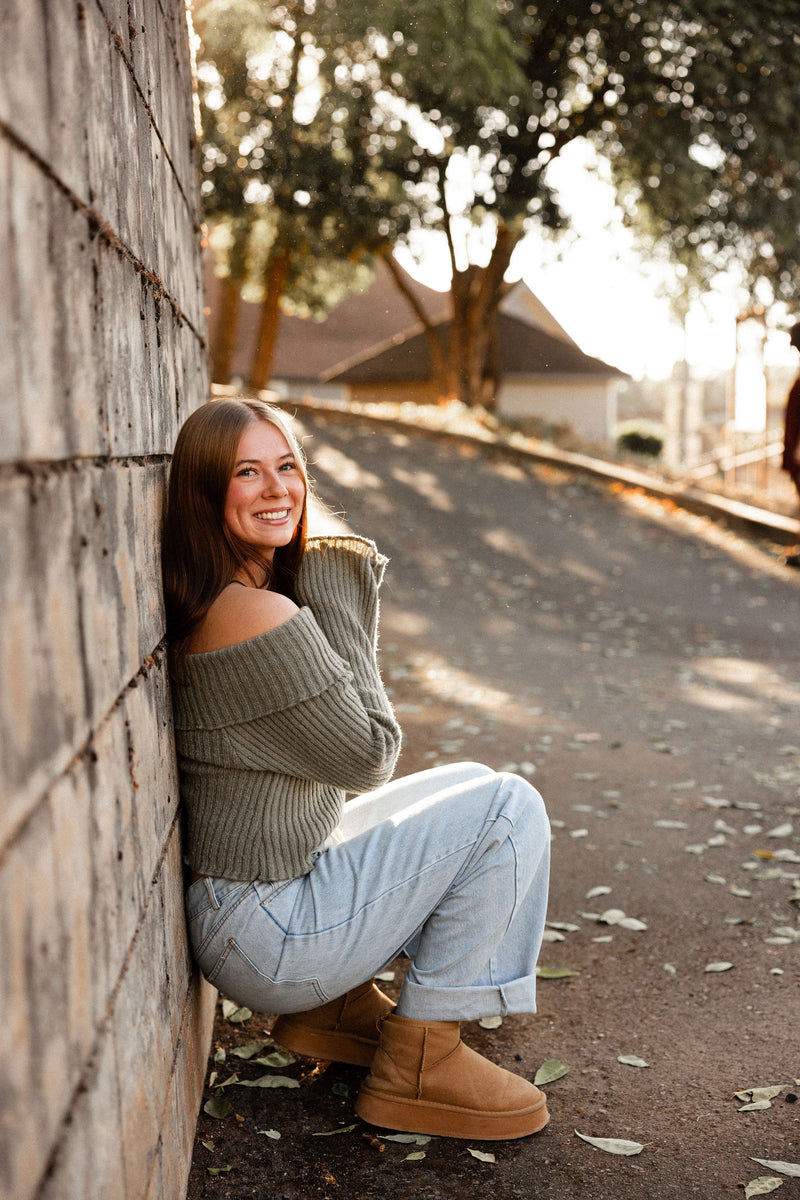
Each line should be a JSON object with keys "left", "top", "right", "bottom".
{"left": 122, "top": 668, "right": 182, "bottom": 905}
{"left": 0, "top": 471, "right": 88, "bottom": 833}
{"left": 98, "top": 0, "right": 135, "bottom": 58}
{"left": 114, "top": 829, "right": 191, "bottom": 1198}
{"left": 41, "top": 1, "right": 92, "bottom": 201}
{"left": 36, "top": 1015, "right": 127, "bottom": 1200}
{"left": 0, "top": 2, "right": 49, "bottom": 161}
{"left": 0, "top": 461, "right": 171, "bottom": 832}
{"left": 0, "top": 798, "right": 69, "bottom": 1200}
{"left": 84, "top": 2, "right": 121, "bottom": 229}
{"left": 48, "top": 767, "right": 98, "bottom": 1068}
{"left": 0, "top": 152, "right": 108, "bottom": 462}
{"left": 146, "top": 972, "right": 218, "bottom": 1200}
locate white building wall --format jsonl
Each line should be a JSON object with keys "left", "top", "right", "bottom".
{"left": 497, "top": 378, "right": 618, "bottom": 444}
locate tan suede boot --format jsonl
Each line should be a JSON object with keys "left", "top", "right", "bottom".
{"left": 270, "top": 981, "right": 395, "bottom": 1067}
{"left": 355, "top": 1012, "right": 550, "bottom": 1139}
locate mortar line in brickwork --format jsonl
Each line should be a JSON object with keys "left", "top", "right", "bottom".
{"left": 32, "top": 810, "right": 187, "bottom": 1200}
{"left": 0, "top": 119, "right": 207, "bottom": 347}
{"left": 0, "top": 453, "right": 174, "bottom": 480}
{"left": 0, "top": 642, "right": 169, "bottom": 872}
{"left": 91, "top": 0, "right": 202, "bottom": 234}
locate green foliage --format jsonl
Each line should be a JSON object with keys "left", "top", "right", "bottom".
{"left": 617, "top": 430, "right": 664, "bottom": 458}
{"left": 194, "top": 0, "right": 413, "bottom": 310}
{"left": 376, "top": 0, "right": 800, "bottom": 308}
{"left": 195, "top": 0, "right": 800, "bottom": 392}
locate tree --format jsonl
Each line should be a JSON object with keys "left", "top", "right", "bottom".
{"left": 193, "top": 0, "right": 414, "bottom": 387}
{"left": 370, "top": 0, "right": 800, "bottom": 405}
{"left": 196, "top": 0, "right": 800, "bottom": 402}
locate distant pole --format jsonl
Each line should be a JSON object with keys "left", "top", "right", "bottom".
{"left": 680, "top": 315, "right": 690, "bottom": 469}
{"left": 725, "top": 339, "right": 736, "bottom": 488}
{"left": 733, "top": 307, "right": 768, "bottom": 490}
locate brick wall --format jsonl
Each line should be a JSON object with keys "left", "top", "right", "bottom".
{"left": 0, "top": 3, "right": 214, "bottom": 1197}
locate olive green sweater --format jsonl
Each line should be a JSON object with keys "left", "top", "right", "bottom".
{"left": 171, "top": 536, "right": 402, "bottom": 882}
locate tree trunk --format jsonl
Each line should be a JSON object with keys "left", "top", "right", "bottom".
{"left": 483, "top": 318, "right": 501, "bottom": 411}
{"left": 447, "top": 221, "right": 520, "bottom": 407}
{"left": 247, "top": 246, "right": 292, "bottom": 392}
{"left": 209, "top": 273, "right": 242, "bottom": 385}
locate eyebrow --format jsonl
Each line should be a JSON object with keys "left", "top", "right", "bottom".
{"left": 234, "top": 451, "right": 295, "bottom": 467}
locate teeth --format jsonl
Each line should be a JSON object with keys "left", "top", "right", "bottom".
{"left": 255, "top": 509, "right": 289, "bottom": 522}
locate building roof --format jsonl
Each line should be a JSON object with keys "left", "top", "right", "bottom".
{"left": 323, "top": 312, "right": 626, "bottom": 384}
{"left": 205, "top": 253, "right": 624, "bottom": 384}
{"left": 205, "top": 257, "right": 452, "bottom": 382}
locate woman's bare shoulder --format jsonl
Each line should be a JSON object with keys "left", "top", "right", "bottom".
{"left": 188, "top": 585, "right": 300, "bottom": 654}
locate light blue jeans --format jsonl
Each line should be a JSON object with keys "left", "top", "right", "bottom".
{"left": 185, "top": 763, "right": 550, "bottom": 1022}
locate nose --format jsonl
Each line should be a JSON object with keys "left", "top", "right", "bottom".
{"left": 262, "top": 469, "right": 288, "bottom": 497}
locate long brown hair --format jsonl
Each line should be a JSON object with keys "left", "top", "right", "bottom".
{"left": 162, "top": 399, "right": 309, "bottom": 649}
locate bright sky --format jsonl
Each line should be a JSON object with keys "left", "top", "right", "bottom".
{"left": 398, "top": 141, "right": 797, "bottom": 384}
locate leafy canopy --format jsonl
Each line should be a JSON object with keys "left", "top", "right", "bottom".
{"left": 372, "top": 0, "right": 800, "bottom": 308}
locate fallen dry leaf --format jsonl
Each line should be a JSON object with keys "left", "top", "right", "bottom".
{"left": 232, "top": 1074, "right": 300, "bottom": 1089}
{"left": 744, "top": 1177, "right": 783, "bottom": 1198}
{"left": 618, "top": 1055, "right": 649, "bottom": 1068}
{"left": 575, "top": 1131, "right": 644, "bottom": 1156}
{"left": 230, "top": 1040, "right": 272, "bottom": 1060}
{"left": 750, "top": 1159, "right": 800, "bottom": 1178}
{"left": 766, "top": 823, "right": 793, "bottom": 839}
{"left": 734, "top": 1086, "right": 786, "bottom": 1103}
{"left": 221, "top": 999, "right": 252, "bottom": 1024}
{"left": 203, "top": 1095, "right": 233, "bottom": 1120}
{"left": 534, "top": 1059, "right": 569, "bottom": 1085}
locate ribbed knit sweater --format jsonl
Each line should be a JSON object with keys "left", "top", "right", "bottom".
{"left": 171, "top": 535, "right": 402, "bottom": 882}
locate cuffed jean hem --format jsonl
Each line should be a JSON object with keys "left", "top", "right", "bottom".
{"left": 395, "top": 974, "right": 538, "bottom": 1023}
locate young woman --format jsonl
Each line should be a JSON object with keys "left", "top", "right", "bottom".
{"left": 163, "top": 397, "right": 552, "bottom": 1140}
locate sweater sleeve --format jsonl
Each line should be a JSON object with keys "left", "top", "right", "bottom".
{"left": 249, "top": 538, "right": 401, "bottom": 790}
{"left": 224, "top": 672, "right": 400, "bottom": 793}
{"left": 295, "top": 535, "right": 386, "bottom": 677}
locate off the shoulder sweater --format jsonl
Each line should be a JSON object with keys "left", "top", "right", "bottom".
{"left": 171, "top": 536, "right": 402, "bottom": 882}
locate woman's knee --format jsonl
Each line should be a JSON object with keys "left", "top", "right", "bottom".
{"left": 495, "top": 772, "right": 549, "bottom": 839}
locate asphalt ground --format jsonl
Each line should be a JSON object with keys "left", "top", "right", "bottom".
{"left": 188, "top": 408, "right": 800, "bottom": 1200}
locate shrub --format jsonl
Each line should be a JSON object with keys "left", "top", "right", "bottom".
{"left": 616, "top": 422, "right": 664, "bottom": 458}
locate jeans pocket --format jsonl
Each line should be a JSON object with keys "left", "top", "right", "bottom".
{"left": 185, "top": 876, "right": 218, "bottom": 924}
{"left": 206, "top": 936, "right": 328, "bottom": 1014}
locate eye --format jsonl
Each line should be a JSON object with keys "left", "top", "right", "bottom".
{"left": 236, "top": 466, "right": 257, "bottom": 478}
{"left": 279, "top": 460, "right": 298, "bottom": 472}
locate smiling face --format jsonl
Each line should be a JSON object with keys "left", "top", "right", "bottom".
{"left": 223, "top": 419, "right": 306, "bottom": 568}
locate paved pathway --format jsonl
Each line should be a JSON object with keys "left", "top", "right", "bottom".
{"left": 191, "top": 407, "right": 800, "bottom": 1200}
